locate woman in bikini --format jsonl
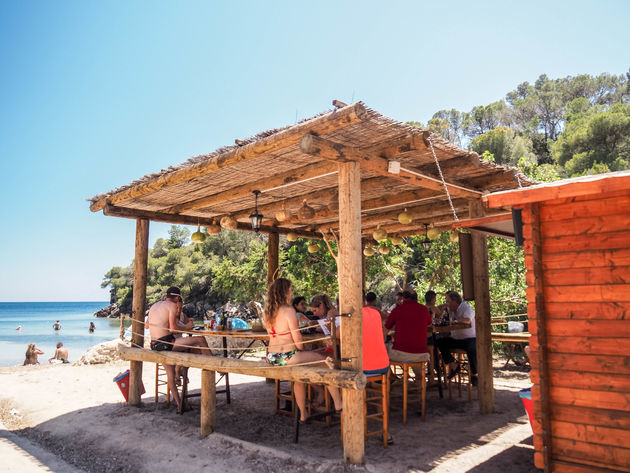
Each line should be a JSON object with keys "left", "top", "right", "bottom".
{"left": 265, "top": 278, "right": 342, "bottom": 422}
{"left": 24, "top": 343, "right": 44, "bottom": 365}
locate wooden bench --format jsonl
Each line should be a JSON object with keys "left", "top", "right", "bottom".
{"left": 491, "top": 332, "right": 530, "bottom": 367}
{"left": 118, "top": 346, "right": 366, "bottom": 437}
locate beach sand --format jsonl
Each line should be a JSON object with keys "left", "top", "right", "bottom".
{"left": 0, "top": 357, "right": 535, "bottom": 473}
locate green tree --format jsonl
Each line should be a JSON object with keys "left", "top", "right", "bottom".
{"left": 469, "top": 126, "right": 537, "bottom": 166}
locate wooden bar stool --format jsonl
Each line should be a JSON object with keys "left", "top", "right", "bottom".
{"left": 447, "top": 349, "right": 472, "bottom": 402}
{"left": 389, "top": 357, "right": 428, "bottom": 423}
{"left": 274, "top": 379, "right": 295, "bottom": 416}
{"left": 307, "top": 384, "right": 333, "bottom": 426}
{"left": 155, "top": 363, "right": 170, "bottom": 405}
{"left": 364, "top": 373, "right": 389, "bottom": 448}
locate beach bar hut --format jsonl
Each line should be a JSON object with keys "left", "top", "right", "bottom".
{"left": 89, "top": 101, "right": 531, "bottom": 463}
{"left": 485, "top": 170, "right": 630, "bottom": 473}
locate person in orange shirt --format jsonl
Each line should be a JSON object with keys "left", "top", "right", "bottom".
{"left": 362, "top": 300, "right": 389, "bottom": 377}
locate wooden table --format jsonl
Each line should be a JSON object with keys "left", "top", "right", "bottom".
{"left": 491, "top": 332, "right": 530, "bottom": 367}
{"left": 196, "top": 328, "right": 270, "bottom": 404}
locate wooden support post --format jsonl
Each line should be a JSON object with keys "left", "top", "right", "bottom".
{"left": 129, "top": 218, "right": 149, "bottom": 405}
{"left": 470, "top": 201, "right": 494, "bottom": 414}
{"left": 201, "top": 369, "right": 216, "bottom": 437}
{"left": 337, "top": 161, "right": 365, "bottom": 464}
{"left": 267, "top": 231, "right": 280, "bottom": 288}
{"left": 361, "top": 239, "right": 367, "bottom": 293}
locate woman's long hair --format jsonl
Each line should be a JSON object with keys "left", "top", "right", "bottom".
{"left": 265, "top": 278, "right": 292, "bottom": 329}
{"left": 310, "top": 294, "right": 334, "bottom": 315}
{"left": 25, "top": 343, "right": 36, "bottom": 358}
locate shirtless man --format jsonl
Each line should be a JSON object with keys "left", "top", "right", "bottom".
{"left": 49, "top": 342, "right": 69, "bottom": 363}
{"left": 146, "top": 286, "right": 209, "bottom": 412}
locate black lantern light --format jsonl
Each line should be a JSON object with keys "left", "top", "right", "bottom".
{"left": 249, "top": 190, "right": 263, "bottom": 232}
{"left": 421, "top": 223, "right": 432, "bottom": 251}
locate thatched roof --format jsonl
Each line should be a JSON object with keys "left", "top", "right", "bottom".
{"left": 89, "top": 102, "right": 534, "bottom": 239}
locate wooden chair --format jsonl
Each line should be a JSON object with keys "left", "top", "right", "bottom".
{"left": 155, "top": 363, "right": 170, "bottom": 405}
{"left": 447, "top": 349, "right": 472, "bottom": 402}
{"left": 364, "top": 373, "right": 389, "bottom": 448}
{"left": 389, "top": 358, "right": 428, "bottom": 423}
{"left": 274, "top": 379, "right": 295, "bottom": 416}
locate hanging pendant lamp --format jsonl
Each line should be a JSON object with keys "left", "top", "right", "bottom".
{"left": 249, "top": 190, "right": 263, "bottom": 232}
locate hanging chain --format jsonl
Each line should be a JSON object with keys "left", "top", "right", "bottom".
{"left": 428, "top": 137, "right": 459, "bottom": 222}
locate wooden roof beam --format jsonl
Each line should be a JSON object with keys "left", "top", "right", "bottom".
{"left": 102, "top": 204, "right": 322, "bottom": 239}
{"left": 90, "top": 102, "right": 368, "bottom": 212}
{"left": 163, "top": 161, "right": 336, "bottom": 214}
{"left": 300, "top": 134, "right": 482, "bottom": 200}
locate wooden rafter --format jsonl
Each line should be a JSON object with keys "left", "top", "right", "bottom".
{"left": 163, "top": 161, "right": 336, "bottom": 214}
{"left": 89, "top": 102, "right": 368, "bottom": 212}
{"left": 103, "top": 204, "right": 322, "bottom": 239}
{"left": 299, "top": 133, "right": 482, "bottom": 199}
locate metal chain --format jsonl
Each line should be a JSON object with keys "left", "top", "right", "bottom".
{"left": 428, "top": 137, "right": 459, "bottom": 222}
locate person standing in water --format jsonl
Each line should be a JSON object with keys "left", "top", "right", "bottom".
{"left": 89, "top": 321, "right": 96, "bottom": 333}
{"left": 53, "top": 320, "right": 61, "bottom": 331}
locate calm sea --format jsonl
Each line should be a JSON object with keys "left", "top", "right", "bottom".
{"left": 0, "top": 302, "right": 127, "bottom": 367}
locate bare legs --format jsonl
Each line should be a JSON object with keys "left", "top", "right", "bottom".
{"left": 288, "top": 351, "right": 342, "bottom": 421}
{"left": 163, "top": 363, "right": 182, "bottom": 412}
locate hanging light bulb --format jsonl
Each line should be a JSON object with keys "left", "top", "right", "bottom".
{"left": 421, "top": 223, "right": 431, "bottom": 251}
{"left": 372, "top": 225, "right": 388, "bottom": 241}
{"left": 191, "top": 224, "right": 206, "bottom": 243}
{"left": 249, "top": 190, "right": 263, "bottom": 232}
{"left": 297, "top": 199, "right": 315, "bottom": 220}
{"left": 398, "top": 208, "right": 412, "bottom": 225}
{"left": 220, "top": 215, "right": 238, "bottom": 230}
{"left": 206, "top": 220, "right": 221, "bottom": 235}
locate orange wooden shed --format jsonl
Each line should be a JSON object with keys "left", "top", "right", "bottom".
{"left": 485, "top": 170, "right": 630, "bottom": 473}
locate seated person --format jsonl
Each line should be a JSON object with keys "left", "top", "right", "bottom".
{"left": 49, "top": 342, "right": 69, "bottom": 364}
{"left": 365, "top": 292, "right": 387, "bottom": 323}
{"left": 265, "top": 278, "right": 342, "bottom": 422}
{"left": 362, "top": 302, "right": 389, "bottom": 376}
{"left": 436, "top": 290, "right": 478, "bottom": 386}
{"left": 146, "top": 286, "right": 210, "bottom": 412}
{"left": 24, "top": 343, "right": 44, "bottom": 365}
{"left": 309, "top": 294, "right": 339, "bottom": 336}
{"left": 384, "top": 290, "right": 432, "bottom": 363}
{"left": 292, "top": 296, "right": 314, "bottom": 332}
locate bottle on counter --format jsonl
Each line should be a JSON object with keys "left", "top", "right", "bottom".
{"left": 227, "top": 317, "right": 233, "bottom": 330}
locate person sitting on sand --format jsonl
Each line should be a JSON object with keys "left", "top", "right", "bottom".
{"left": 53, "top": 320, "right": 61, "bottom": 331}
{"left": 89, "top": 322, "right": 95, "bottom": 333}
{"left": 146, "top": 286, "right": 209, "bottom": 412}
{"left": 24, "top": 343, "right": 44, "bottom": 365}
{"left": 265, "top": 278, "right": 342, "bottom": 422}
{"left": 49, "top": 342, "right": 69, "bottom": 364}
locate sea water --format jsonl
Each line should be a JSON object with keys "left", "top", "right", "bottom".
{"left": 0, "top": 302, "right": 126, "bottom": 367}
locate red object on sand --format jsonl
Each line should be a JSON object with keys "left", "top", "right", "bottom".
{"left": 114, "top": 369, "right": 145, "bottom": 402}
{"left": 519, "top": 388, "right": 533, "bottom": 431}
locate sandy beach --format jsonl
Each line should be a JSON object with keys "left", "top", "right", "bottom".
{"left": 0, "top": 353, "right": 535, "bottom": 473}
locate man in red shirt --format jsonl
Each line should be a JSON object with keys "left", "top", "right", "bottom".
{"left": 385, "top": 290, "right": 432, "bottom": 362}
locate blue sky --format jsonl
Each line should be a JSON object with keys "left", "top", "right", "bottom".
{"left": 1, "top": 1, "right": 628, "bottom": 301}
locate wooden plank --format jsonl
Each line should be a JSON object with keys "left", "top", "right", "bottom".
{"left": 544, "top": 336, "right": 630, "bottom": 356}
{"left": 553, "top": 419, "right": 630, "bottom": 448}
{"left": 90, "top": 102, "right": 368, "bottom": 212}
{"left": 337, "top": 160, "right": 365, "bottom": 464}
{"left": 541, "top": 302, "right": 630, "bottom": 320}
{"left": 103, "top": 204, "right": 322, "bottom": 240}
{"left": 471, "top": 201, "right": 494, "bottom": 414}
{"left": 553, "top": 458, "right": 630, "bottom": 473}
{"left": 525, "top": 285, "right": 630, "bottom": 303}
{"left": 551, "top": 404, "right": 630, "bottom": 430}
{"left": 537, "top": 232, "right": 630, "bottom": 254}
{"left": 483, "top": 173, "right": 630, "bottom": 208}
{"left": 200, "top": 369, "right": 216, "bottom": 436}
{"left": 529, "top": 351, "right": 630, "bottom": 376}
{"left": 525, "top": 249, "right": 630, "bottom": 272}
{"left": 119, "top": 346, "right": 366, "bottom": 389}
{"left": 549, "top": 386, "right": 630, "bottom": 412}
{"left": 530, "top": 370, "right": 630, "bottom": 393}
{"left": 129, "top": 218, "right": 149, "bottom": 406}
{"left": 300, "top": 133, "right": 482, "bottom": 199}
{"left": 543, "top": 320, "right": 630, "bottom": 338}
{"left": 539, "top": 193, "right": 630, "bottom": 222}
{"left": 526, "top": 266, "right": 630, "bottom": 287}
{"left": 539, "top": 214, "right": 630, "bottom": 238}
{"left": 163, "top": 161, "right": 336, "bottom": 214}
{"left": 552, "top": 437, "right": 630, "bottom": 470}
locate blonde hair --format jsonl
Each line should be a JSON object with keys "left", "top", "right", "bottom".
{"left": 25, "top": 343, "right": 36, "bottom": 358}
{"left": 310, "top": 294, "right": 334, "bottom": 314}
{"left": 265, "top": 278, "right": 293, "bottom": 329}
